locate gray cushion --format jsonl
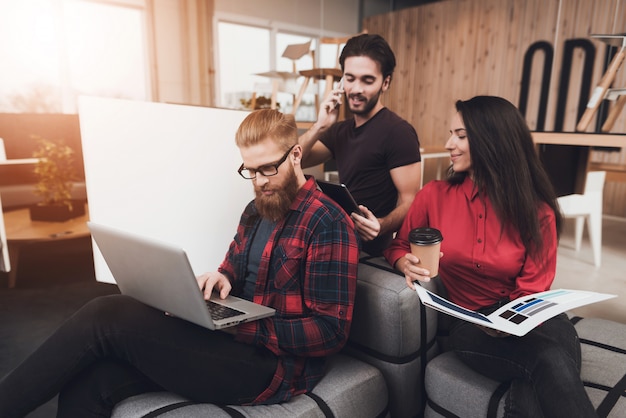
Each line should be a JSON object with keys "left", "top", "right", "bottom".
{"left": 424, "top": 351, "right": 507, "bottom": 418}
{"left": 344, "top": 256, "right": 439, "bottom": 418}
{"left": 112, "top": 354, "right": 388, "bottom": 418}
{"left": 424, "top": 316, "right": 626, "bottom": 418}
{"left": 574, "top": 317, "right": 626, "bottom": 417}
{"left": 111, "top": 256, "right": 435, "bottom": 418}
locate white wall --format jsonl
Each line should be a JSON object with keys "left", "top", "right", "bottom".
{"left": 79, "top": 96, "right": 253, "bottom": 283}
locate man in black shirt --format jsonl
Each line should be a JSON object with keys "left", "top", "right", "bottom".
{"left": 299, "top": 34, "right": 422, "bottom": 256}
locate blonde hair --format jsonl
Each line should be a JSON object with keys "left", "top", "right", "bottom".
{"left": 235, "top": 109, "right": 297, "bottom": 151}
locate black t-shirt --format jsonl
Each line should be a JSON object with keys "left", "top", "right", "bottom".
{"left": 319, "top": 108, "right": 421, "bottom": 255}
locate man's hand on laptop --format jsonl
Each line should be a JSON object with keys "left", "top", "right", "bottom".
{"left": 196, "top": 272, "right": 232, "bottom": 300}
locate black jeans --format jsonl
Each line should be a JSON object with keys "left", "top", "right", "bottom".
{"left": 450, "top": 312, "right": 597, "bottom": 417}
{"left": 0, "top": 295, "right": 278, "bottom": 418}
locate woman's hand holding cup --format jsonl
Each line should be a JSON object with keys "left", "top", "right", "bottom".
{"left": 401, "top": 253, "right": 435, "bottom": 288}
{"left": 403, "top": 227, "right": 443, "bottom": 289}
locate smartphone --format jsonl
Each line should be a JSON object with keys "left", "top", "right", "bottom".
{"left": 335, "top": 77, "right": 344, "bottom": 109}
{"left": 317, "top": 180, "right": 363, "bottom": 217}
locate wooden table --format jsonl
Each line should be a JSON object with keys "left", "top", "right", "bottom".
{"left": 532, "top": 132, "right": 626, "bottom": 195}
{"left": 532, "top": 132, "right": 626, "bottom": 148}
{"left": 3, "top": 204, "right": 90, "bottom": 288}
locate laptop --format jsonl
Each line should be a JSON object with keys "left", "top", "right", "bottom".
{"left": 87, "top": 222, "right": 275, "bottom": 330}
{"left": 317, "top": 180, "right": 363, "bottom": 216}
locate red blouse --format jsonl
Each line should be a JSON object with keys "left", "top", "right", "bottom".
{"left": 384, "top": 177, "right": 558, "bottom": 311}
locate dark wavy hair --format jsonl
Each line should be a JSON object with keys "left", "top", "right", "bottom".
{"left": 448, "top": 96, "right": 562, "bottom": 258}
{"left": 339, "top": 34, "right": 396, "bottom": 82}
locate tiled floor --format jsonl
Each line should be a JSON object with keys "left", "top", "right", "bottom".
{"left": 553, "top": 215, "right": 626, "bottom": 324}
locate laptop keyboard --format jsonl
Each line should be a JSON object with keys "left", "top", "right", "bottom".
{"left": 206, "top": 300, "right": 245, "bottom": 320}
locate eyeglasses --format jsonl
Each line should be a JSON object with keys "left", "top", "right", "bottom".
{"left": 238, "top": 145, "right": 295, "bottom": 180}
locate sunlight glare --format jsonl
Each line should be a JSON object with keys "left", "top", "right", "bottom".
{"left": 0, "top": 0, "right": 61, "bottom": 91}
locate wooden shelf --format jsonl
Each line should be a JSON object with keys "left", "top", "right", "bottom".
{"left": 532, "top": 132, "right": 626, "bottom": 147}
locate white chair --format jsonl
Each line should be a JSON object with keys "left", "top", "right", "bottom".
{"left": 557, "top": 171, "right": 606, "bottom": 267}
{"left": 0, "top": 138, "right": 9, "bottom": 273}
{"left": 0, "top": 192, "right": 9, "bottom": 274}
{"left": 252, "top": 40, "right": 312, "bottom": 110}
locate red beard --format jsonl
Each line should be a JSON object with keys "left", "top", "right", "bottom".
{"left": 254, "top": 165, "right": 300, "bottom": 222}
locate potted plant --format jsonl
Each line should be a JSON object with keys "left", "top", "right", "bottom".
{"left": 29, "top": 136, "right": 85, "bottom": 222}
{"left": 240, "top": 95, "right": 280, "bottom": 110}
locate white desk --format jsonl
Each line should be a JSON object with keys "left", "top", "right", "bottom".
{"left": 0, "top": 158, "right": 40, "bottom": 165}
{"left": 0, "top": 157, "right": 41, "bottom": 280}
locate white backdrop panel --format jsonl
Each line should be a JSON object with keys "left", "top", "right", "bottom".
{"left": 78, "top": 96, "right": 252, "bottom": 284}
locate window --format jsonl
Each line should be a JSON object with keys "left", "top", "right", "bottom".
{"left": 65, "top": 1, "right": 148, "bottom": 104}
{"left": 275, "top": 33, "right": 317, "bottom": 120}
{"left": 215, "top": 16, "right": 346, "bottom": 121}
{"left": 0, "top": 0, "right": 148, "bottom": 114}
{"left": 276, "top": 34, "right": 314, "bottom": 73}
{"left": 216, "top": 22, "right": 270, "bottom": 110}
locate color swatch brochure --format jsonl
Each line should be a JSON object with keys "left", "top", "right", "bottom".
{"left": 414, "top": 286, "right": 616, "bottom": 337}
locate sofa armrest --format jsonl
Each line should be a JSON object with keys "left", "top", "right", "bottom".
{"left": 344, "top": 256, "right": 440, "bottom": 418}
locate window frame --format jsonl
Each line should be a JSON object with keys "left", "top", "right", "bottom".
{"left": 213, "top": 11, "right": 348, "bottom": 116}
{"left": 0, "top": 0, "right": 150, "bottom": 114}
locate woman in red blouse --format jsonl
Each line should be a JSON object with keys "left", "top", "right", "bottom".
{"left": 385, "top": 96, "right": 596, "bottom": 417}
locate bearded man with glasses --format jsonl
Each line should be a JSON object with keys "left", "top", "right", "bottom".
{"left": 0, "top": 109, "right": 359, "bottom": 417}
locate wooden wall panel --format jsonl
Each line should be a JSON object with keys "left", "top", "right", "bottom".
{"left": 363, "top": 0, "right": 626, "bottom": 215}
{"left": 605, "top": 181, "right": 626, "bottom": 217}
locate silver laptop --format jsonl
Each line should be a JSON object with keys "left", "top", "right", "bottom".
{"left": 88, "top": 222, "right": 275, "bottom": 330}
